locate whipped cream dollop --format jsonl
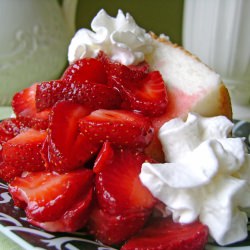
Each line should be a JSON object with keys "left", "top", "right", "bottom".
{"left": 68, "top": 9, "right": 153, "bottom": 65}
{"left": 140, "top": 113, "right": 250, "bottom": 246}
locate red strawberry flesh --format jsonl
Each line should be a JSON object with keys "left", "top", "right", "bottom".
{"left": 35, "top": 80, "right": 121, "bottom": 111}
{"left": 87, "top": 204, "right": 151, "bottom": 245}
{"left": 95, "top": 145, "right": 156, "bottom": 214}
{"left": 8, "top": 169, "right": 93, "bottom": 223}
{"left": 93, "top": 142, "right": 114, "bottom": 173}
{"left": 0, "top": 161, "right": 23, "bottom": 183}
{"left": 0, "top": 118, "right": 27, "bottom": 142}
{"left": 97, "top": 52, "right": 168, "bottom": 116}
{"left": 97, "top": 51, "right": 149, "bottom": 82}
{"left": 29, "top": 187, "right": 93, "bottom": 232}
{"left": 12, "top": 83, "right": 50, "bottom": 130}
{"left": 121, "top": 217, "right": 209, "bottom": 250}
{"left": 43, "top": 101, "right": 100, "bottom": 173}
{"left": 112, "top": 70, "right": 168, "bottom": 117}
{"left": 62, "top": 57, "right": 108, "bottom": 84}
{"left": 79, "top": 109, "right": 154, "bottom": 149}
{"left": 2, "top": 128, "right": 47, "bottom": 172}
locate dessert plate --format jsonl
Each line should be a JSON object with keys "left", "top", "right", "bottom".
{"left": 0, "top": 120, "right": 249, "bottom": 250}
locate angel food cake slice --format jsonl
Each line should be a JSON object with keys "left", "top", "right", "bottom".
{"left": 144, "top": 34, "right": 232, "bottom": 161}
{"left": 0, "top": 9, "right": 249, "bottom": 250}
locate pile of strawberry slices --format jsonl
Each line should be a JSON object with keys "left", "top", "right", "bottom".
{"left": 0, "top": 52, "right": 209, "bottom": 249}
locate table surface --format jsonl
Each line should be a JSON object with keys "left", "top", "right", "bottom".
{"left": 0, "top": 231, "right": 24, "bottom": 250}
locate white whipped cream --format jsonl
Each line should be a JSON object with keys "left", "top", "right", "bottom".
{"left": 68, "top": 9, "right": 153, "bottom": 65}
{"left": 140, "top": 113, "right": 250, "bottom": 246}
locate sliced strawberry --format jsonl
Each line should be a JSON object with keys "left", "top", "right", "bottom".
{"left": 111, "top": 70, "right": 168, "bottom": 117}
{"left": 121, "top": 217, "right": 209, "bottom": 250}
{"left": 12, "top": 83, "right": 50, "bottom": 130}
{"left": 79, "top": 109, "right": 154, "bottom": 149}
{"left": 0, "top": 118, "right": 27, "bottom": 142}
{"left": 8, "top": 169, "right": 93, "bottom": 223}
{"left": 93, "top": 142, "right": 114, "bottom": 173}
{"left": 95, "top": 145, "right": 156, "bottom": 214}
{"left": 29, "top": 186, "right": 93, "bottom": 232}
{"left": 43, "top": 101, "right": 100, "bottom": 173}
{"left": 93, "top": 145, "right": 156, "bottom": 244}
{"left": 12, "top": 83, "right": 37, "bottom": 115}
{"left": 128, "top": 61, "right": 150, "bottom": 78}
{"left": 87, "top": 204, "right": 151, "bottom": 245}
{"left": 61, "top": 57, "right": 107, "bottom": 84}
{"left": 2, "top": 128, "right": 47, "bottom": 172}
{"left": 97, "top": 52, "right": 167, "bottom": 116}
{"left": 35, "top": 80, "right": 121, "bottom": 112}
{"left": 0, "top": 118, "right": 28, "bottom": 164}
{"left": 0, "top": 161, "right": 23, "bottom": 183}
{"left": 97, "top": 51, "right": 149, "bottom": 81}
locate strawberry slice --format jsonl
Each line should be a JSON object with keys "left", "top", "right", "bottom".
{"left": 97, "top": 51, "right": 167, "bottom": 116}
{"left": 61, "top": 57, "right": 107, "bottom": 84}
{"left": 97, "top": 51, "right": 149, "bottom": 81}
{"left": 0, "top": 161, "right": 23, "bottom": 183}
{"left": 0, "top": 118, "right": 27, "bottom": 165}
{"left": 87, "top": 204, "right": 151, "bottom": 245}
{"left": 35, "top": 80, "right": 122, "bottom": 112}
{"left": 93, "top": 144, "right": 156, "bottom": 244}
{"left": 12, "top": 83, "right": 50, "bottom": 130}
{"left": 95, "top": 144, "right": 156, "bottom": 214}
{"left": 79, "top": 109, "right": 154, "bottom": 149}
{"left": 121, "top": 217, "right": 209, "bottom": 250}
{"left": 8, "top": 169, "right": 93, "bottom": 223}
{"left": 0, "top": 118, "right": 27, "bottom": 142}
{"left": 111, "top": 70, "right": 168, "bottom": 117}
{"left": 93, "top": 142, "right": 114, "bottom": 173}
{"left": 2, "top": 128, "right": 47, "bottom": 172}
{"left": 43, "top": 101, "right": 100, "bottom": 173}
{"left": 29, "top": 188, "right": 93, "bottom": 232}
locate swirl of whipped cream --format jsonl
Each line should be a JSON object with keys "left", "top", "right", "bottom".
{"left": 140, "top": 113, "right": 250, "bottom": 246}
{"left": 68, "top": 9, "right": 153, "bottom": 65}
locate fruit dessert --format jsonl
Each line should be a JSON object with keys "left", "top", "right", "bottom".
{"left": 0, "top": 9, "right": 250, "bottom": 249}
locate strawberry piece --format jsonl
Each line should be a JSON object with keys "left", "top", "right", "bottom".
{"left": 87, "top": 205, "right": 151, "bottom": 245}
{"left": 92, "top": 144, "right": 156, "bottom": 244}
{"left": 61, "top": 58, "right": 108, "bottom": 84}
{"left": 29, "top": 186, "right": 93, "bottom": 232}
{"left": 97, "top": 51, "right": 149, "bottom": 81}
{"left": 0, "top": 161, "right": 23, "bottom": 183}
{"left": 95, "top": 145, "right": 156, "bottom": 214}
{"left": 0, "top": 118, "right": 27, "bottom": 142}
{"left": 79, "top": 109, "right": 154, "bottom": 149}
{"left": 0, "top": 118, "right": 27, "bottom": 164}
{"left": 2, "top": 128, "right": 47, "bottom": 172}
{"left": 8, "top": 169, "right": 93, "bottom": 223}
{"left": 93, "top": 142, "right": 114, "bottom": 173}
{"left": 43, "top": 101, "right": 100, "bottom": 173}
{"left": 128, "top": 61, "right": 150, "bottom": 78}
{"left": 111, "top": 70, "right": 168, "bottom": 117}
{"left": 97, "top": 51, "right": 167, "bottom": 116}
{"left": 121, "top": 217, "right": 209, "bottom": 250}
{"left": 35, "top": 80, "right": 121, "bottom": 111}
{"left": 12, "top": 83, "right": 50, "bottom": 130}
